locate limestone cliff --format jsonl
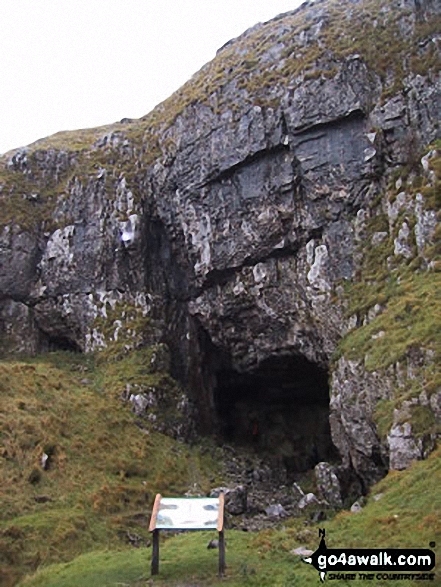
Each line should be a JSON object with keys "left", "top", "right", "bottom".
{"left": 1, "top": 0, "right": 440, "bottom": 492}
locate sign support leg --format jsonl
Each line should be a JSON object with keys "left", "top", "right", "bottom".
{"left": 218, "top": 530, "right": 226, "bottom": 577}
{"left": 152, "top": 529, "right": 160, "bottom": 576}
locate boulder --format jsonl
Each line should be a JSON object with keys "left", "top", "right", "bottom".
{"left": 292, "top": 546, "right": 314, "bottom": 557}
{"left": 265, "top": 503, "right": 288, "bottom": 518}
{"left": 297, "top": 493, "right": 320, "bottom": 510}
{"left": 210, "top": 485, "right": 247, "bottom": 515}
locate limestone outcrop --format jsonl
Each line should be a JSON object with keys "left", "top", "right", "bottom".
{"left": 1, "top": 0, "right": 440, "bottom": 492}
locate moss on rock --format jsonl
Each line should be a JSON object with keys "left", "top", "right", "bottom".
{"left": 335, "top": 144, "right": 441, "bottom": 437}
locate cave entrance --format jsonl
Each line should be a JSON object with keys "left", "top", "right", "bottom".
{"left": 46, "top": 335, "right": 82, "bottom": 353}
{"left": 214, "top": 354, "right": 337, "bottom": 476}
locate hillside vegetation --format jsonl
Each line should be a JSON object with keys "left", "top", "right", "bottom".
{"left": 334, "top": 141, "right": 441, "bottom": 440}
{"left": 0, "top": 352, "right": 220, "bottom": 587}
{"left": 0, "top": 349, "right": 439, "bottom": 586}
{"left": 12, "top": 440, "right": 441, "bottom": 586}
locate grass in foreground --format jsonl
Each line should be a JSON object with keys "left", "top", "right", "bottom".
{"left": 16, "top": 445, "right": 441, "bottom": 587}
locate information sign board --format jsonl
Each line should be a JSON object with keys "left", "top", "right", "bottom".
{"left": 148, "top": 493, "right": 225, "bottom": 577}
{"left": 155, "top": 497, "right": 220, "bottom": 530}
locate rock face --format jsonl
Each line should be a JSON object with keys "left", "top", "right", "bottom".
{"left": 314, "top": 462, "right": 342, "bottom": 508}
{"left": 1, "top": 0, "right": 440, "bottom": 491}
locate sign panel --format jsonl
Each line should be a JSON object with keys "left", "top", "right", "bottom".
{"left": 155, "top": 497, "right": 220, "bottom": 530}
{"left": 149, "top": 494, "right": 226, "bottom": 577}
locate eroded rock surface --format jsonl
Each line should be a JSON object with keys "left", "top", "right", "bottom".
{"left": 1, "top": 0, "right": 440, "bottom": 490}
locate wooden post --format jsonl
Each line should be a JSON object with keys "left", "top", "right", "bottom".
{"left": 218, "top": 530, "right": 226, "bottom": 577}
{"left": 149, "top": 494, "right": 162, "bottom": 576}
{"left": 149, "top": 493, "right": 162, "bottom": 532}
{"left": 152, "top": 529, "right": 160, "bottom": 575}
{"left": 217, "top": 492, "right": 226, "bottom": 576}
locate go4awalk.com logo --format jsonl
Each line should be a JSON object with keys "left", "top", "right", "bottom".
{"left": 303, "top": 529, "right": 436, "bottom": 582}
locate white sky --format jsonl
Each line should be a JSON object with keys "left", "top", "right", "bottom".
{"left": 0, "top": 0, "right": 303, "bottom": 155}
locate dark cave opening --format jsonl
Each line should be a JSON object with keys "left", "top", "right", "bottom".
{"left": 214, "top": 354, "right": 338, "bottom": 477}
{"left": 44, "top": 334, "right": 82, "bottom": 353}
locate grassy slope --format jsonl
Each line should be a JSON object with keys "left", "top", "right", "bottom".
{"left": 1, "top": 344, "right": 439, "bottom": 587}
{"left": 16, "top": 445, "right": 441, "bottom": 587}
{"left": 0, "top": 352, "right": 220, "bottom": 587}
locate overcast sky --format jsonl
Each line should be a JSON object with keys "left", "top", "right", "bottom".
{"left": 0, "top": 0, "right": 303, "bottom": 155}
